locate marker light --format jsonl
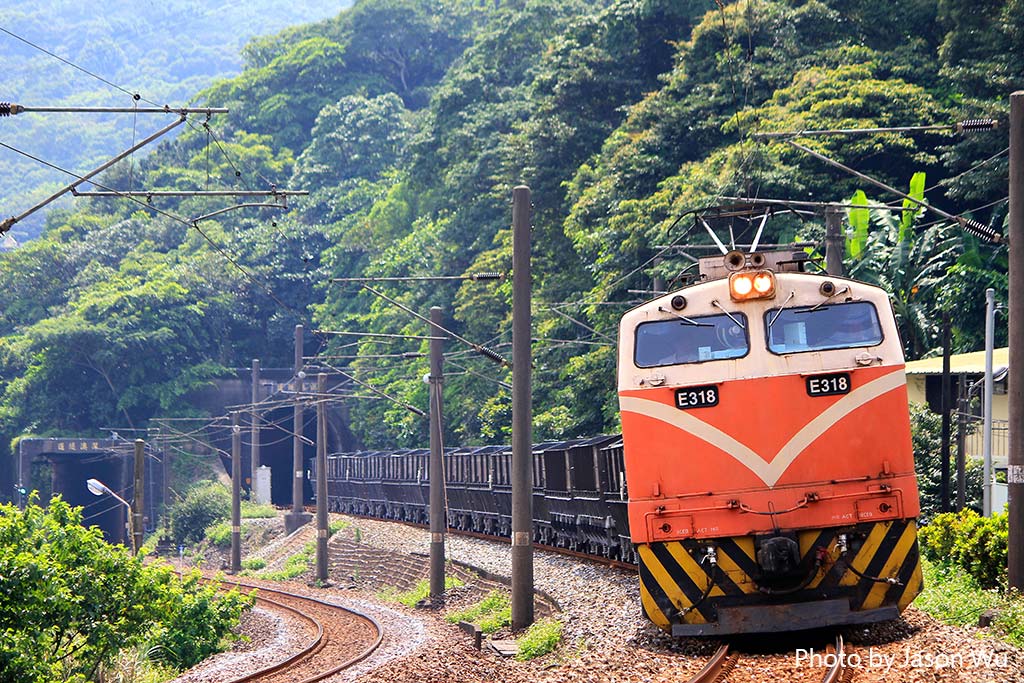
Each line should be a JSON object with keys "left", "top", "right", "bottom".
{"left": 729, "top": 270, "right": 776, "bottom": 301}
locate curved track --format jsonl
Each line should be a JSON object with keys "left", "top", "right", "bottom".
{"left": 207, "top": 576, "right": 384, "bottom": 683}
{"left": 686, "top": 636, "right": 853, "bottom": 683}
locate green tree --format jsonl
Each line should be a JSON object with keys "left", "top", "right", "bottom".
{"left": 0, "top": 496, "right": 251, "bottom": 681}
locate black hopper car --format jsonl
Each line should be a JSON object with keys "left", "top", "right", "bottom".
{"left": 313, "top": 436, "right": 637, "bottom": 564}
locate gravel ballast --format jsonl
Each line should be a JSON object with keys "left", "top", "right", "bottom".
{"left": 169, "top": 514, "right": 1023, "bottom": 682}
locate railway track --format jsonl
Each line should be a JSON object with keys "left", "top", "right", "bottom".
{"left": 204, "top": 575, "right": 384, "bottom": 683}
{"left": 339, "top": 511, "right": 638, "bottom": 570}
{"left": 687, "top": 636, "right": 853, "bottom": 683}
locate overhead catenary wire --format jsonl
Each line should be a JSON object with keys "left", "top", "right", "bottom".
{"left": 0, "top": 26, "right": 156, "bottom": 105}
{"left": 317, "top": 359, "right": 426, "bottom": 417}
{"left": 359, "top": 284, "right": 512, "bottom": 369}
{"left": 784, "top": 140, "right": 1003, "bottom": 243}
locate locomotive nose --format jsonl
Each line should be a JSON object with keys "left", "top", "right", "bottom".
{"left": 757, "top": 536, "right": 801, "bottom": 576}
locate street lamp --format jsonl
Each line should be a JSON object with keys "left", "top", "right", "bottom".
{"left": 86, "top": 478, "right": 136, "bottom": 554}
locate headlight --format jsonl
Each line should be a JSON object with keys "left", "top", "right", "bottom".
{"left": 729, "top": 270, "right": 776, "bottom": 301}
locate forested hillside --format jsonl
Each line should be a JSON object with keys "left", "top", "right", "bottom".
{"left": 0, "top": 0, "right": 1019, "bottom": 459}
{"left": 0, "top": 0, "right": 350, "bottom": 239}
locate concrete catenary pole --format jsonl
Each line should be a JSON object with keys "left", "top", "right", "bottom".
{"left": 824, "top": 206, "right": 845, "bottom": 276}
{"left": 1008, "top": 91, "right": 1024, "bottom": 589}
{"left": 158, "top": 427, "right": 169, "bottom": 535}
{"left": 429, "top": 306, "right": 446, "bottom": 601}
{"left": 316, "top": 372, "right": 329, "bottom": 583}
{"left": 251, "top": 359, "right": 261, "bottom": 477}
{"left": 940, "top": 313, "right": 952, "bottom": 513}
{"left": 285, "top": 325, "right": 311, "bottom": 534}
{"left": 231, "top": 412, "right": 241, "bottom": 573}
{"left": 984, "top": 288, "right": 995, "bottom": 516}
{"left": 133, "top": 439, "right": 145, "bottom": 555}
{"left": 293, "top": 324, "right": 305, "bottom": 514}
{"left": 511, "top": 186, "right": 534, "bottom": 629}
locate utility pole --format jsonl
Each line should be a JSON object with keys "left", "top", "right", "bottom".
{"left": 824, "top": 207, "right": 845, "bottom": 276}
{"left": 315, "top": 373, "right": 329, "bottom": 583}
{"left": 250, "top": 359, "right": 261, "bottom": 499}
{"left": 956, "top": 382, "right": 967, "bottom": 511}
{"left": 285, "top": 324, "right": 312, "bottom": 534}
{"left": 511, "top": 186, "right": 534, "bottom": 629}
{"left": 984, "top": 288, "right": 996, "bottom": 516}
{"left": 1008, "top": 91, "right": 1024, "bottom": 589}
{"left": 940, "top": 313, "right": 952, "bottom": 513}
{"left": 158, "top": 427, "right": 169, "bottom": 536}
{"left": 429, "top": 306, "right": 446, "bottom": 602}
{"left": 133, "top": 439, "right": 145, "bottom": 555}
{"left": 231, "top": 412, "right": 241, "bottom": 573}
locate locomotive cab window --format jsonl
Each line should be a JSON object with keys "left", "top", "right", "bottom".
{"left": 765, "top": 301, "right": 883, "bottom": 354}
{"left": 634, "top": 313, "right": 748, "bottom": 368}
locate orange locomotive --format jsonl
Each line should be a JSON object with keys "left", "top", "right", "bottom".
{"left": 618, "top": 248, "right": 922, "bottom": 635}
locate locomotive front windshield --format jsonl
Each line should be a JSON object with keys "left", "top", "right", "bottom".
{"left": 765, "top": 301, "right": 883, "bottom": 354}
{"left": 635, "top": 313, "right": 748, "bottom": 367}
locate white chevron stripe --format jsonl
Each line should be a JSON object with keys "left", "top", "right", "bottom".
{"left": 620, "top": 370, "right": 906, "bottom": 487}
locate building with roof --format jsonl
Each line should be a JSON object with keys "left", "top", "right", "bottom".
{"left": 904, "top": 347, "right": 1008, "bottom": 513}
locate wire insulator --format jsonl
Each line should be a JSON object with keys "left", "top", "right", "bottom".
{"left": 957, "top": 216, "right": 1003, "bottom": 243}
{"left": 956, "top": 119, "right": 998, "bottom": 132}
{"left": 0, "top": 103, "right": 11, "bottom": 117}
{"left": 474, "top": 344, "right": 510, "bottom": 367}
{"left": 470, "top": 272, "right": 503, "bottom": 280}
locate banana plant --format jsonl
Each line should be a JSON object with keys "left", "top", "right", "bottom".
{"left": 844, "top": 173, "right": 962, "bottom": 359}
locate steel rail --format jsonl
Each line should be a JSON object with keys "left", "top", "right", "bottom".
{"left": 822, "top": 635, "right": 853, "bottom": 683}
{"left": 686, "top": 644, "right": 736, "bottom": 683}
{"left": 200, "top": 575, "right": 383, "bottom": 683}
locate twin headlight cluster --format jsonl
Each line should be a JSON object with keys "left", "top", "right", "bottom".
{"left": 728, "top": 270, "right": 776, "bottom": 301}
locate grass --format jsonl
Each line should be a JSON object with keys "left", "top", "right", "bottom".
{"left": 329, "top": 518, "right": 348, "bottom": 536}
{"left": 916, "top": 557, "right": 1024, "bottom": 648}
{"left": 204, "top": 522, "right": 232, "bottom": 549}
{"left": 445, "top": 590, "right": 511, "bottom": 633}
{"left": 515, "top": 618, "right": 563, "bottom": 660}
{"left": 378, "top": 576, "right": 464, "bottom": 607}
{"left": 241, "top": 557, "right": 266, "bottom": 571}
{"left": 240, "top": 501, "right": 277, "bottom": 518}
{"left": 261, "top": 542, "right": 315, "bottom": 581}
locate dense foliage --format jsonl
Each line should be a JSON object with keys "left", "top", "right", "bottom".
{"left": 0, "top": 0, "right": 350, "bottom": 240}
{"left": 910, "top": 402, "right": 983, "bottom": 521}
{"left": 0, "top": 496, "right": 251, "bottom": 681}
{"left": 169, "top": 480, "right": 231, "bottom": 545}
{"left": 1, "top": 0, "right": 1018, "bottom": 457}
{"left": 920, "top": 508, "right": 1009, "bottom": 589}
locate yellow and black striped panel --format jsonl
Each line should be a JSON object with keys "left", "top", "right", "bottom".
{"left": 638, "top": 519, "right": 923, "bottom": 632}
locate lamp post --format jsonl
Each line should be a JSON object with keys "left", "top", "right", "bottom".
{"left": 86, "top": 477, "right": 136, "bottom": 554}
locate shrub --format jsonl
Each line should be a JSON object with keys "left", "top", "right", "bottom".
{"left": 242, "top": 557, "right": 267, "bottom": 571}
{"left": 516, "top": 618, "right": 563, "bottom": 660}
{"left": 205, "top": 521, "right": 232, "bottom": 548}
{"left": 0, "top": 497, "right": 252, "bottom": 681}
{"left": 919, "top": 508, "right": 1008, "bottom": 588}
{"left": 170, "top": 482, "right": 230, "bottom": 545}
{"left": 445, "top": 590, "right": 511, "bottom": 633}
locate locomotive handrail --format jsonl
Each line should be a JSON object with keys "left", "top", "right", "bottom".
{"left": 734, "top": 494, "right": 814, "bottom": 516}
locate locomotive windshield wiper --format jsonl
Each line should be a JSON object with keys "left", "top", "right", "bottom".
{"left": 657, "top": 306, "right": 712, "bottom": 327}
{"left": 710, "top": 300, "right": 746, "bottom": 330}
{"left": 765, "top": 291, "right": 795, "bottom": 336}
{"left": 805, "top": 285, "right": 850, "bottom": 313}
